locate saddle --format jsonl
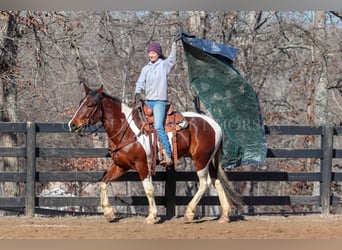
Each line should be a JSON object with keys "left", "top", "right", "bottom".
{"left": 141, "top": 102, "right": 188, "bottom": 133}
{"left": 135, "top": 100, "right": 188, "bottom": 172}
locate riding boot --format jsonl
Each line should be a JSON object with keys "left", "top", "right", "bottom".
{"left": 160, "top": 149, "right": 173, "bottom": 167}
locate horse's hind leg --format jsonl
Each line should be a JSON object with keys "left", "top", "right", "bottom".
{"left": 142, "top": 175, "right": 158, "bottom": 224}
{"left": 211, "top": 146, "right": 232, "bottom": 223}
{"left": 184, "top": 167, "right": 210, "bottom": 223}
{"left": 214, "top": 178, "right": 231, "bottom": 223}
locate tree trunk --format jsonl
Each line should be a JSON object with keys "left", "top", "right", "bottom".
{"left": 0, "top": 11, "right": 20, "bottom": 214}
{"left": 235, "top": 11, "right": 259, "bottom": 76}
{"left": 188, "top": 11, "right": 207, "bottom": 38}
{"left": 313, "top": 11, "right": 328, "bottom": 125}
{"left": 311, "top": 11, "right": 328, "bottom": 210}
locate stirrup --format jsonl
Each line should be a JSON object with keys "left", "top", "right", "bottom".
{"left": 160, "top": 149, "right": 174, "bottom": 167}
{"left": 160, "top": 157, "right": 173, "bottom": 167}
{"left": 159, "top": 148, "right": 174, "bottom": 167}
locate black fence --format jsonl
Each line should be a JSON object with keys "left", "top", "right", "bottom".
{"left": 0, "top": 122, "right": 341, "bottom": 218}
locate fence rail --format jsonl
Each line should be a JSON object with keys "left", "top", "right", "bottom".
{"left": 0, "top": 122, "right": 341, "bottom": 218}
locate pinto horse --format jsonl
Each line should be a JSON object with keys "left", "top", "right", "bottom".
{"left": 68, "top": 84, "right": 241, "bottom": 224}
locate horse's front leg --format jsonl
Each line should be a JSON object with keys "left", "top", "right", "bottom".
{"left": 142, "top": 176, "right": 159, "bottom": 224}
{"left": 100, "top": 164, "right": 127, "bottom": 222}
{"left": 100, "top": 182, "right": 115, "bottom": 221}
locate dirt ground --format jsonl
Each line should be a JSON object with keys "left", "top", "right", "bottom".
{"left": 1, "top": 214, "right": 342, "bottom": 239}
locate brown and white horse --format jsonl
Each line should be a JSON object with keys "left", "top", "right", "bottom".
{"left": 68, "top": 84, "right": 241, "bottom": 224}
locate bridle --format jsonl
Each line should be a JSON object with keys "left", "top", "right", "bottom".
{"left": 76, "top": 96, "right": 104, "bottom": 136}
{"left": 78, "top": 92, "right": 138, "bottom": 154}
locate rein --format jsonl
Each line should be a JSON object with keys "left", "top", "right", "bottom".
{"left": 78, "top": 95, "right": 136, "bottom": 152}
{"left": 108, "top": 110, "right": 138, "bottom": 153}
{"left": 77, "top": 102, "right": 104, "bottom": 136}
{"left": 78, "top": 94, "right": 147, "bottom": 160}
{"left": 99, "top": 100, "right": 140, "bottom": 154}
{"left": 77, "top": 123, "right": 103, "bottom": 136}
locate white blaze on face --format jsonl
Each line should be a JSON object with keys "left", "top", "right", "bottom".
{"left": 68, "top": 97, "right": 88, "bottom": 132}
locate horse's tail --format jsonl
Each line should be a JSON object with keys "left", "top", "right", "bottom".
{"left": 213, "top": 141, "right": 244, "bottom": 208}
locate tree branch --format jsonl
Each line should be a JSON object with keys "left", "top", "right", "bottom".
{"left": 330, "top": 11, "right": 342, "bottom": 20}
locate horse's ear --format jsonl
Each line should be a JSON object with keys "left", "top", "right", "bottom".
{"left": 83, "top": 83, "right": 91, "bottom": 95}
{"left": 97, "top": 84, "right": 104, "bottom": 94}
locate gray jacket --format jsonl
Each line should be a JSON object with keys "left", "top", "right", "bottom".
{"left": 135, "top": 42, "right": 177, "bottom": 101}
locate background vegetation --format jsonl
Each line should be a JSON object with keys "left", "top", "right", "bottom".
{"left": 1, "top": 11, "right": 342, "bottom": 216}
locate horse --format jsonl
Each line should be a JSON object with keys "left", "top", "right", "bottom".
{"left": 68, "top": 84, "right": 241, "bottom": 224}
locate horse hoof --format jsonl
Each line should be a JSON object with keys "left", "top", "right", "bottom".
{"left": 184, "top": 212, "right": 195, "bottom": 223}
{"left": 218, "top": 215, "right": 230, "bottom": 224}
{"left": 144, "top": 216, "right": 158, "bottom": 224}
{"left": 104, "top": 209, "right": 115, "bottom": 222}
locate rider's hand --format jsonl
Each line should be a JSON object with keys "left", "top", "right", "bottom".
{"left": 134, "top": 93, "right": 141, "bottom": 102}
{"left": 173, "top": 30, "right": 182, "bottom": 43}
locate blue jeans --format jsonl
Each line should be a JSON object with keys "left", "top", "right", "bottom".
{"left": 146, "top": 100, "right": 172, "bottom": 158}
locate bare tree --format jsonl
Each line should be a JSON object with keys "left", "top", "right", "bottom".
{"left": 0, "top": 11, "right": 20, "bottom": 210}
{"left": 1, "top": 11, "right": 342, "bottom": 215}
{"left": 313, "top": 11, "right": 328, "bottom": 125}
{"left": 187, "top": 11, "right": 207, "bottom": 38}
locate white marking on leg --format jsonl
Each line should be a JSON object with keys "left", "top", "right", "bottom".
{"left": 142, "top": 176, "right": 158, "bottom": 224}
{"left": 185, "top": 167, "right": 209, "bottom": 221}
{"left": 100, "top": 182, "right": 115, "bottom": 221}
{"left": 214, "top": 179, "right": 231, "bottom": 223}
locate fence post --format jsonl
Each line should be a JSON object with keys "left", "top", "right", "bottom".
{"left": 320, "top": 125, "right": 334, "bottom": 215}
{"left": 25, "top": 121, "right": 36, "bottom": 217}
{"left": 165, "top": 167, "right": 176, "bottom": 219}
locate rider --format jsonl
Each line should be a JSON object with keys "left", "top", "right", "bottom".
{"left": 134, "top": 31, "right": 182, "bottom": 167}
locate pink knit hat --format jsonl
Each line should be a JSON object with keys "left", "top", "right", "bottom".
{"left": 147, "top": 42, "right": 162, "bottom": 55}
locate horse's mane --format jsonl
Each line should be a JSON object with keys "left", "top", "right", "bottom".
{"left": 102, "top": 92, "right": 122, "bottom": 104}
{"left": 89, "top": 88, "right": 122, "bottom": 104}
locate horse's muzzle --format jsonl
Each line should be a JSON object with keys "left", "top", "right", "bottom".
{"left": 68, "top": 121, "right": 79, "bottom": 133}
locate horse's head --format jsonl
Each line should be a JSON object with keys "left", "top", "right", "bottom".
{"left": 68, "top": 84, "right": 104, "bottom": 134}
